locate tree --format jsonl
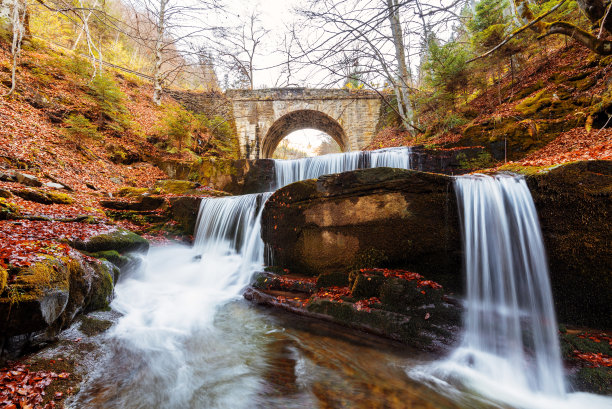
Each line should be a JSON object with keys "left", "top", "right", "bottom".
{"left": 124, "top": 0, "right": 220, "bottom": 104}
{"left": 288, "top": 0, "right": 465, "bottom": 134}
{"left": 214, "top": 10, "right": 269, "bottom": 90}
{"left": 478, "top": 0, "right": 612, "bottom": 59}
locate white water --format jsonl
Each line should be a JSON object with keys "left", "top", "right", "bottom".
{"left": 273, "top": 146, "right": 412, "bottom": 189}
{"left": 411, "top": 174, "right": 612, "bottom": 409}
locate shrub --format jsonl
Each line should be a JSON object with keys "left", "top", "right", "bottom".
{"left": 63, "top": 114, "right": 101, "bottom": 140}
{"left": 88, "top": 73, "right": 130, "bottom": 132}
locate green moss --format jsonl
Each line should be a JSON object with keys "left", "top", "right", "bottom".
{"left": 0, "top": 198, "right": 20, "bottom": 220}
{"left": 515, "top": 90, "right": 553, "bottom": 116}
{"left": 510, "top": 80, "right": 544, "bottom": 101}
{"left": 46, "top": 191, "right": 74, "bottom": 205}
{"left": 351, "top": 274, "right": 384, "bottom": 299}
{"left": 571, "top": 368, "right": 612, "bottom": 395}
{"left": 496, "top": 163, "right": 553, "bottom": 175}
{"left": 457, "top": 151, "right": 495, "bottom": 170}
{"left": 116, "top": 186, "right": 148, "bottom": 198}
{"left": 79, "top": 316, "right": 113, "bottom": 336}
{"left": 155, "top": 179, "right": 199, "bottom": 195}
{"left": 73, "top": 229, "right": 149, "bottom": 254}
{"left": 2, "top": 258, "right": 71, "bottom": 304}
{"left": 0, "top": 265, "right": 7, "bottom": 293}
{"left": 86, "top": 265, "right": 114, "bottom": 311}
{"left": 316, "top": 272, "right": 349, "bottom": 289}
{"left": 84, "top": 250, "right": 129, "bottom": 268}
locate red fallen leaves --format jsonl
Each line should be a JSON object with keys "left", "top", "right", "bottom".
{"left": 0, "top": 365, "right": 71, "bottom": 409}
{"left": 0, "top": 220, "right": 115, "bottom": 267}
{"left": 313, "top": 286, "right": 352, "bottom": 302}
{"left": 362, "top": 268, "right": 443, "bottom": 290}
{"left": 520, "top": 127, "right": 612, "bottom": 167}
{"left": 354, "top": 297, "right": 381, "bottom": 312}
{"left": 573, "top": 351, "right": 612, "bottom": 368}
{"left": 577, "top": 332, "right": 612, "bottom": 347}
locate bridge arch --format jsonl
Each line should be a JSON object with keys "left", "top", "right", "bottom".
{"left": 262, "top": 110, "right": 348, "bottom": 159}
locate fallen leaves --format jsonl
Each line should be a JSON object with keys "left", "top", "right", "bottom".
{"left": 0, "top": 364, "right": 72, "bottom": 409}
{"left": 573, "top": 351, "right": 612, "bottom": 368}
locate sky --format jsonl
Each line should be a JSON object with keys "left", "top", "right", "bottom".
{"left": 222, "top": 0, "right": 339, "bottom": 155}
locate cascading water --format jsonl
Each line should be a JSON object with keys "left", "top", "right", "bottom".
{"left": 454, "top": 174, "right": 565, "bottom": 395}
{"left": 273, "top": 146, "right": 412, "bottom": 189}
{"left": 411, "top": 174, "right": 612, "bottom": 409}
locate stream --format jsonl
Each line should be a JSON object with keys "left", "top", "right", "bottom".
{"left": 61, "top": 148, "right": 611, "bottom": 408}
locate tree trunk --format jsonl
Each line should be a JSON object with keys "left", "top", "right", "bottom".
{"left": 386, "top": 0, "right": 413, "bottom": 132}
{"left": 152, "top": 0, "right": 168, "bottom": 106}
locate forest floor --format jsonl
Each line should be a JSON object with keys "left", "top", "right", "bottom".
{"left": 368, "top": 44, "right": 612, "bottom": 168}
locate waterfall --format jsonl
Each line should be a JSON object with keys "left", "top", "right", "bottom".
{"left": 454, "top": 174, "right": 565, "bottom": 396}
{"left": 273, "top": 146, "right": 412, "bottom": 189}
{"left": 193, "top": 192, "right": 273, "bottom": 283}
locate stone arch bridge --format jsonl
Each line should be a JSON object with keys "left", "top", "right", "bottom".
{"left": 225, "top": 88, "right": 384, "bottom": 159}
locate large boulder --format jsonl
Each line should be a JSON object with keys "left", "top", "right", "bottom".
{"left": 527, "top": 160, "right": 612, "bottom": 327}
{"left": 261, "top": 167, "right": 462, "bottom": 290}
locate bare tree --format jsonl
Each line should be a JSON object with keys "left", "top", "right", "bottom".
{"left": 214, "top": 10, "right": 269, "bottom": 90}
{"left": 287, "top": 0, "right": 465, "bottom": 133}
{"left": 124, "top": 0, "right": 220, "bottom": 104}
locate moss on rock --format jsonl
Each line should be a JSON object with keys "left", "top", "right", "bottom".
{"left": 85, "top": 264, "right": 114, "bottom": 311}
{"left": 316, "top": 272, "right": 349, "bottom": 289}
{"left": 0, "top": 198, "right": 20, "bottom": 220}
{"left": 0, "top": 266, "right": 7, "bottom": 293}
{"left": 78, "top": 316, "right": 113, "bottom": 336}
{"left": 71, "top": 228, "right": 149, "bottom": 254}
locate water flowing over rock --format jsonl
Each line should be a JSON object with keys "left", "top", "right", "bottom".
{"left": 454, "top": 174, "right": 565, "bottom": 396}
{"left": 273, "top": 147, "right": 412, "bottom": 189}
{"left": 262, "top": 167, "right": 462, "bottom": 288}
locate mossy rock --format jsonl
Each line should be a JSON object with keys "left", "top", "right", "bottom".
{"left": 350, "top": 274, "right": 384, "bottom": 299}
{"left": 11, "top": 188, "right": 74, "bottom": 205}
{"left": 570, "top": 368, "right": 612, "bottom": 395}
{"left": 528, "top": 161, "right": 612, "bottom": 327}
{"left": 0, "top": 265, "right": 7, "bottom": 293}
{"left": 0, "top": 198, "right": 20, "bottom": 220}
{"left": 71, "top": 229, "right": 149, "bottom": 254}
{"left": 316, "top": 272, "right": 349, "bottom": 289}
{"left": 115, "top": 186, "right": 149, "bottom": 198}
{"left": 510, "top": 80, "right": 544, "bottom": 102}
{"left": 46, "top": 191, "right": 74, "bottom": 205}
{"left": 155, "top": 179, "right": 199, "bottom": 195}
{"left": 78, "top": 316, "right": 113, "bottom": 336}
{"left": 84, "top": 250, "right": 129, "bottom": 269}
{"left": 379, "top": 278, "right": 444, "bottom": 314}
{"left": 85, "top": 262, "right": 114, "bottom": 311}
{"left": 306, "top": 299, "right": 432, "bottom": 347}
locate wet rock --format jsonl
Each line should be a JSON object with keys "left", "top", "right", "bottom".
{"left": 246, "top": 268, "right": 460, "bottom": 350}
{"left": 168, "top": 196, "right": 202, "bottom": 236}
{"left": 527, "top": 160, "right": 612, "bottom": 327}
{"left": 70, "top": 228, "right": 149, "bottom": 254}
{"left": 262, "top": 167, "right": 462, "bottom": 290}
